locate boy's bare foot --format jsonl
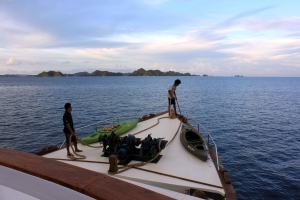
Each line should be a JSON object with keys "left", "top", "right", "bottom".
{"left": 67, "top": 153, "right": 73, "bottom": 157}
{"left": 67, "top": 153, "right": 76, "bottom": 160}
{"left": 75, "top": 149, "right": 82, "bottom": 152}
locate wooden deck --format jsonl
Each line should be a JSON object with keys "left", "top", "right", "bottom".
{"left": 0, "top": 147, "right": 173, "bottom": 200}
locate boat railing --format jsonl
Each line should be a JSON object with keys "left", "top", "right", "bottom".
{"left": 188, "top": 117, "right": 220, "bottom": 170}
{"left": 59, "top": 112, "right": 141, "bottom": 149}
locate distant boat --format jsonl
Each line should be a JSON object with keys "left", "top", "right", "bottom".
{"left": 234, "top": 75, "right": 243, "bottom": 77}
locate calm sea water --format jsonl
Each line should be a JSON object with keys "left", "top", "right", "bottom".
{"left": 0, "top": 76, "right": 299, "bottom": 199}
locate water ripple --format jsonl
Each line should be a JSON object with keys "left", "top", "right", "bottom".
{"left": 0, "top": 76, "right": 299, "bottom": 199}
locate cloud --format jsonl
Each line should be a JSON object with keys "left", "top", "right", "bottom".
{"left": 246, "top": 17, "right": 300, "bottom": 31}
{"left": 216, "top": 6, "right": 274, "bottom": 29}
{"left": 0, "top": 7, "right": 53, "bottom": 48}
{"left": 6, "top": 57, "right": 21, "bottom": 66}
{"left": 40, "top": 39, "right": 133, "bottom": 49}
{"left": 0, "top": 0, "right": 186, "bottom": 49}
{"left": 6, "top": 57, "right": 15, "bottom": 66}
{"left": 1, "top": 1, "right": 300, "bottom": 76}
{"left": 30, "top": 60, "right": 51, "bottom": 65}
{"left": 115, "top": 64, "right": 127, "bottom": 69}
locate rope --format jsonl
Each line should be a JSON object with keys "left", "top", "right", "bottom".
{"left": 108, "top": 117, "right": 183, "bottom": 174}
{"left": 62, "top": 115, "right": 183, "bottom": 173}
{"left": 55, "top": 116, "right": 221, "bottom": 190}
{"left": 61, "top": 116, "right": 171, "bottom": 161}
{"left": 56, "top": 116, "right": 171, "bottom": 162}
{"left": 52, "top": 158, "right": 109, "bottom": 164}
{"left": 132, "top": 116, "right": 169, "bottom": 136}
{"left": 77, "top": 136, "right": 103, "bottom": 148}
{"left": 68, "top": 134, "right": 86, "bottom": 160}
{"left": 176, "top": 98, "right": 182, "bottom": 115}
{"left": 132, "top": 167, "right": 223, "bottom": 189}
{"left": 108, "top": 150, "right": 163, "bottom": 174}
{"left": 166, "top": 118, "right": 182, "bottom": 147}
{"left": 55, "top": 118, "right": 223, "bottom": 190}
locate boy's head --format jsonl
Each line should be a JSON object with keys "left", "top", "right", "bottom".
{"left": 64, "top": 103, "right": 72, "bottom": 112}
{"left": 174, "top": 79, "right": 181, "bottom": 86}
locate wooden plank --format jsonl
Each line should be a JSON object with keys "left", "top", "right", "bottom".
{"left": 0, "top": 147, "right": 174, "bottom": 200}
{"left": 223, "top": 172, "right": 231, "bottom": 184}
{"left": 0, "top": 148, "right": 97, "bottom": 192}
{"left": 208, "top": 144, "right": 236, "bottom": 200}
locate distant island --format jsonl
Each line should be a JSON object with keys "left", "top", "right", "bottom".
{"left": 0, "top": 74, "right": 29, "bottom": 77}
{"left": 34, "top": 68, "right": 197, "bottom": 77}
{"left": 0, "top": 69, "right": 220, "bottom": 77}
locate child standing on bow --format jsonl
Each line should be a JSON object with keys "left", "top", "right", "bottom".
{"left": 168, "top": 79, "right": 181, "bottom": 116}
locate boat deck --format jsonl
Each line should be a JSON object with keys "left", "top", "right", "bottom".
{"left": 44, "top": 113, "right": 225, "bottom": 196}
{"left": 0, "top": 147, "right": 173, "bottom": 200}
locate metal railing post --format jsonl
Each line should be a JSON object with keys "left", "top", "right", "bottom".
{"left": 59, "top": 139, "right": 66, "bottom": 149}
{"left": 208, "top": 134, "right": 210, "bottom": 144}
{"left": 190, "top": 116, "right": 219, "bottom": 170}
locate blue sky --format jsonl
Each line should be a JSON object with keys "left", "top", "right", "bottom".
{"left": 1, "top": 0, "right": 300, "bottom": 76}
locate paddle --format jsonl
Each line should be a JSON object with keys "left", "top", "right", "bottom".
{"left": 175, "top": 98, "right": 182, "bottom": 115}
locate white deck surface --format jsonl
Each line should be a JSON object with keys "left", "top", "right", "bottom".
{"left": 44, "top": 113, "right": 224, "bottom": 196}
{"left": 0, "top": 165, "right": 94, "bottom": 200}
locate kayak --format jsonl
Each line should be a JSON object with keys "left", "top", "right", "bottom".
{"left": 81, "top": 119, "right": 139, "bottom": 144}
{"left": 180, "top": 125, "right": 209, "bottom": 161}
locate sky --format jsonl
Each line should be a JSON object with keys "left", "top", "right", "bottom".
{"left": 0, "top": 0, "right": 300, "bottom": 77}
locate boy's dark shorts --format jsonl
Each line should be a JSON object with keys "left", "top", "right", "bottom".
{"left": 64, "top": 133, "right": 76, "bottom": 144}
{"left": 168, "top": 98, "right": 175, "bottom": 105}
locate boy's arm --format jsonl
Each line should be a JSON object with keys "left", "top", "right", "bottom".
{"left": 168, "top": 90, "right": 175, "bottom": 98}
{"left": 66, "top": 123, "right": 75, "bottom": 135}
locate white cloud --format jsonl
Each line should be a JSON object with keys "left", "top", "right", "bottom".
{"left": 6, "top": 57, "right": 16, "bottom": 66}
{"left": 1, "top": 1, "right": 300, "bottom": 76}
{"left": 30, "top": 60, "right": 51, "bottom": 65}
{"left": 0, "top": 7, "right": 53, "bottom": 48}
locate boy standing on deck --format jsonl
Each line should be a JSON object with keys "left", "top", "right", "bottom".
{"left": 168, "top": 79, "right": 181, "bottom": 116}
{"left": 63, "top": 103, "right": 82, "bottom": 158}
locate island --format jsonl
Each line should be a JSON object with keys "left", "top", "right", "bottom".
{"left": 34, "top": 68, "right": 197, "bottom": 77}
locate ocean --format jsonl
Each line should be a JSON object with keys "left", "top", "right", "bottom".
{"left": 0, "top": 76, "right": 299, "bottom": 199}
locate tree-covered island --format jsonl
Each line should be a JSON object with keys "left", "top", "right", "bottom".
{"left": 35, "top": 68, "right": 197, "bottom": 77}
